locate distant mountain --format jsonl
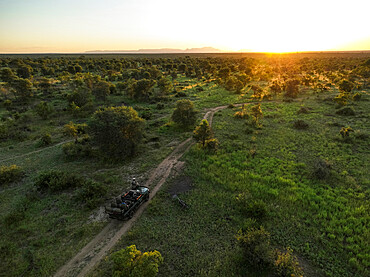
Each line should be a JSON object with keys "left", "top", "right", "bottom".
{"left": 86, "top": 47, "right": 224, "bottom": 53}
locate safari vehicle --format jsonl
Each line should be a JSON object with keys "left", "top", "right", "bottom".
{"left": 105, "top": 186, "right": 150, "bottom": 220}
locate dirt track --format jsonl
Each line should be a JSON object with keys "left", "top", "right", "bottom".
{"left": 53, "top": 105, "right": 225, "bottom": 277}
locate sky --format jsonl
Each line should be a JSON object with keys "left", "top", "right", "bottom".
{"left": 0, "top": 0, "right": 369, "bottom": 53}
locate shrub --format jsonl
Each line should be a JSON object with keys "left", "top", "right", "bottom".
{"left": 62, "top": 137, "right": 92, "bottom": 158}
{"left": 335, "top": 107, "right": 355, "bottom": 116}
{"left": 250, "top": 103, "right": 263, "bottom": 126}
{"left": 39, "top": 133, "right": 52, "bottom": 146}
{"left": 235, "top": 226, "right": 272, "bottom": 267}
{"left": 111, "top": 245, "right": 163, "bottom": 277}
{"left": 333, "top": 93, "right": 348, "bottom": 107}
{"left": 297, "top": 106, "right": 310, "bottom": 114}
{"left": 340, "top": 126, "right": 354, "bottom": 139}
{"left": 236, "top": 193, "right": 267, "bottom": 219}
{"left": 34, "top": 170, "right": 85, "bottom": 192}
{"left": 76, "top": 180, "right": 107, "bottom": 208}
{"left": 193, "top": 119, "right": 213, "bottom": 147}
{"left": 352, "top": 93, "right": 361, "bottom": 101}
{"left": 34, "top": 101, "right": 54, "bottom": 119}
{"left": 285, "top": 79, "right": 300, "bottom": 98}
{"left": 234, "top": 104, "right": 249, "bottom": 119}
{"left": 313, "top": 159, "right": 331, "bottom": 180}
{"left": 272, "top": 247, "right": 303, "bottom": 277}
{"left": 293, "top": 120, "right": 309, "bottom": 130}
{"left": 171, "top": 99, "right": 197, "bottom": 127}
{"left": 204, "top": 138, "right": 219, "bottom": 152}
{"left": 0, "top": 165, "right": 23, "bottom": 185}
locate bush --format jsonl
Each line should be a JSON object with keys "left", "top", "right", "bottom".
{"left": 34, "top": 101, "right": 54, "bottom": 119}
{"left": 34, "top": 170, "right": 85, "bottom": 192}
{"left": 236, "top": 193, "right": 267, "bottom": 219}
{"left": 111, "top": 245, "right": 163, "bottom": 277}
{"left": 39, "top": 133, "right": 52, "bottom": 146}
{"left": 340, "top": 126, "right": 354, "bottom": 139}
{"left": 336, "top": 107, "right": 355, "bottom": 116}
{"left": 353, "top": 93, "right": 361, "bottom": 101}
{"left": 171, "top": 99, "right": 197, "bottom": 127}
{"left": 272, "top": 247, "right": 303, "bottom": 277}
{"left": 193, "top": 119, "right": 213, "bottom": 147}
{"left": 234, "top": 104, "right": 249, "bottom": 119}
{"left": 76, "top": 180, "right": 107, "bottom": 208}
{"left": 313, "top": 159, "right": 331, "bottom": 179}
{"left": 293, "top": 120, "right": 309, "bottom": 130}
{"left": 62, "top": 137, "right": 92, "bottom": 158}
{"left": 236, "top": 226, "right": 272, "bottom": 267}
{"left": 0, "top": 165, "right": 23, "bottom": 185}
{"left": 204, "top": 138, "right": 219, "bottom": 152}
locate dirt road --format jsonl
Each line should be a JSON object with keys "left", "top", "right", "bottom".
{"left": 53, "top": 105, "right": 226, "bottom": 277}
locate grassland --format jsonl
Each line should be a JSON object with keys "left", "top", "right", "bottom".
{"left": 0, "top": 53, "right": 369, "bottom": 276}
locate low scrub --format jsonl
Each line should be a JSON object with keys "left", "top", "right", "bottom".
{"left": 111, "top": 245, "right": 163, "bottom": 277}
{"left": 76, "top": 180, "right": 107, "bottom": 208}
{"left": 313, "top": 159, "right": 332, "bottom": 180}
{"left": 34, "top": 170, "right": 85, "bottom": 192}
{"left": 293, "top": 120, "right": 309, "bottom": 130}
{"left": 236, "top": 226, "right": 272, "bottom": 267}
{"left": 335, "top": 107, "right": 355, "bottom": 116}
{"left": 273, "top": 247, "right": 304, "bottom": 277}
{"left": 0, "top": 164, "right": 23, "bottom": 185}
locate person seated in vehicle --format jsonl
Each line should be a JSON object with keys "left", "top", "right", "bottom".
{"left": 131, "top": 178, "right": 139, "bottom": 190}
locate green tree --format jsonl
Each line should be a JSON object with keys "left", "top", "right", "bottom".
{"left": 171, "top": 99, "right": 197, "bottom": 127}
{"left": 89, "top": 106, "right": 145, "bottom": 159}
{"left": 67, "top": 87, "right": 93, "bottom": 108}
{"left": 285, "top": 79, "right": 300, "bottom": 98}
{"left": 93, "top": 80, "right": 111, "bottom": 101}
{"left": 193, "top": 119, "right": 213, "bottom": 147}
{"left": 16, "top": 64, "right": 33, "bottom": 79}
{"left": 0, "top": 67, "right": 17, "bottom": 83}
{"left": 111, "top": 245, "right": 163, "bottom": 277}
{"left": 12, "top": 78, "right": 33, "bottom": 100}
{"left": 338, "top": 79, "right": 354, "bottom": 93}
{"left": 157, "top": 77, "right": 173, "bottom": 96}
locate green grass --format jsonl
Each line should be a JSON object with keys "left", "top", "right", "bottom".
{"left": 90, "top": 90, "right": 369, "bottom": 277}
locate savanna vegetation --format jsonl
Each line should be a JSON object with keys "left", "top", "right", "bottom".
{"left": 0, "top": 52, "right": 369, "bottom": 277}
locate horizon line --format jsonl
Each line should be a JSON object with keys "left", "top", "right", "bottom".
{"left": 1, "top": 50, "right": 370, "bottom": 55}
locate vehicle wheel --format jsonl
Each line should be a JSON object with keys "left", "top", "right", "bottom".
{"left": 128, "top": 211, "right": 134, "bottom": 219}
{"left": 145, "top": 195, "right": 149, "bottom": 202}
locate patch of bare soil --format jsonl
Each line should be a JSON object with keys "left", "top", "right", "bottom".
{"left": 168, "top": 175, "right": 192, "bottom": 196}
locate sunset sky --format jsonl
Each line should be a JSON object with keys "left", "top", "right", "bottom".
{"left": 1, "top": 0, "right": 369, "bottom": 53}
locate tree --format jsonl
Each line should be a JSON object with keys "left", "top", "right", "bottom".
{"left": 338, "top": 79, "right": 354, "bottom": 93}
{"left": 171, "top": 99, "right": 197, "bottom": 127}
{"left": 193, "top": 119, "right": 213, "bottom": 147}
{"left": 134, "top": 79, "right": 156, "bottom": 100}
{"left": 157, "top": 77, "right": 173, "bottom": 96}
{"left": 285, "top": 79, "right": 300, "bottom": 98}
{"left": 12, "top": 78, "right": 33, "bottom": 100}
{"left": 111, "top": 245, "right": 163, "bottom": 277}
{"left": 92, "top": 80, "right": 111, "bottom": 101}
{"left": 89, "top": 106, "right": 145, "bottom": 159}
{"left": 67, "top": 88, "right": 93, "bottom": 108}
{"left": 16, "top": 64, "right": 33, "bottom": 79}
{"left": 0, "top": 67, "right": 17, "bottom": 83}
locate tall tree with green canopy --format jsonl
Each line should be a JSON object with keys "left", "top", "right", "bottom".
{"left": 88, "top": 106, "right": 145, "bottom": 159}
